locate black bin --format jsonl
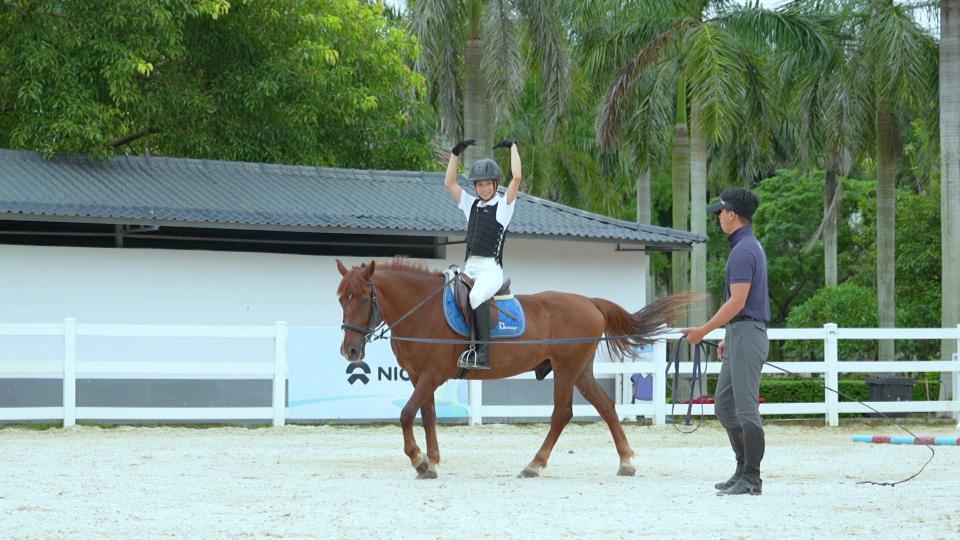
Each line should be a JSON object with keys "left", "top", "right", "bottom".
{"left": 865, "top": 376, "right": 916, "bottom": 418}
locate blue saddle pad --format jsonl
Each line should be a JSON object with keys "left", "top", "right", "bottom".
{"left": 443, "top": 286, "right": 526, "bottom": 338}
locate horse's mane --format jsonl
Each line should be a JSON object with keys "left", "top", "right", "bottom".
{"left": 338, "top": 258, "right": 441, "bottom": 297}
{"left": 378, "top": 258, "right": 440, "bottom": 276}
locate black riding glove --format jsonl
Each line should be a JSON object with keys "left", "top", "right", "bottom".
{"left": 493, "top": 139, "right": 516, "bottom": 150}
{"left": 451, "top": 139, "right": 476, "bottom": 156}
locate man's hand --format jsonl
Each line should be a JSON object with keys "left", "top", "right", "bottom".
{"left": 493, "top": 139, "right": 516, "bottom": 150}
{"left": 717, "top": 339, "right": 726, "bottom": 360}
{"left": 680, "top": 326, "right": 707, "bottom": 344}
{"left": 452, "top": 139, "right": 476, "bottom": 156}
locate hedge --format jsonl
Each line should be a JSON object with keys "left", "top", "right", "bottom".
{"left": 665, "top": 377, "right": 941, "bottom": 403}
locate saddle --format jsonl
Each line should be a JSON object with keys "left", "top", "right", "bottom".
{"left": 443, "top": 268, "right": 537, "bottom": 377}
{"left": 441, "top": 268, "right": 524, "bottom": 339}
{"left": 451, "top": 274, "right": 512, "bottom": 323}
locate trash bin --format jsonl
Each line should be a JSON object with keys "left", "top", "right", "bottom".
{"left": 865, "top": 376, "right": 916, "bottom": 418}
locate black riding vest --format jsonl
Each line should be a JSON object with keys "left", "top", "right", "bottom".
{"left": 465, "top": 199, "right": 507, "bottom": 265}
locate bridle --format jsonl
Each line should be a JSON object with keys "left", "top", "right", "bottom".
{"left": 339, "top": 271, "right": 459, "bottom": 344}
{"left": 339, "top": 279, "right": 385, "bottom": 343}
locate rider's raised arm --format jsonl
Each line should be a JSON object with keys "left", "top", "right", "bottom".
{"left": 505, "top": 142, "right": 522, "bottom": 205}
{"left": 445, "top": 139, "right": 475, "bottom": 202}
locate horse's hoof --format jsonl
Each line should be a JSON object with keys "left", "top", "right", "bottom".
{"left": 617, "top": 464, "right": 636, "bottom": 477}
{"left": 518, "top": 466, "right": 541, "bottom": 478}
{"left": 416, "top": 461, "right": 438, "bottom": 479}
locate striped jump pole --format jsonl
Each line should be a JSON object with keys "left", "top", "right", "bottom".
{"left": 853, "top": 435, "right": 960, "bottom": 446}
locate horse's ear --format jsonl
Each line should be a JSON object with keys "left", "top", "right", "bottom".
{"left": 336, "top": 259, "right": 349, "bottom": 276}
{"left": 364, "top": 260, "right": 376, "bottom": 279}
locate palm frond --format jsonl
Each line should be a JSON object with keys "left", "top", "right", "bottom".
{"left": 596, "top": 18, "right": 691, "bottom": 149}
{"left": 482, "top": 0, "right": 522, "bottom": 127}
{"left": 514, "top": 0, "right": 571, "bottom": 137}
{"left": 411, "top": 0, "right": 466, "bottom": 143}
{"left": 684, "top": 22, "right": 745, "bottom": 144}
{"left": 718, "top": 4, "right": 838, "bottom": 68}
{"left": 864, "top": 4, "right": 939, "bottom": 112}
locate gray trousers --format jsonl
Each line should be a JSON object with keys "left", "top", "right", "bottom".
{"left": 715, "top": 320, "right": 768, "bottom": 429}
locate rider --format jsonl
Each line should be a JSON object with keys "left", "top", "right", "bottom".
{"left": 444, "top": 138, "right": 522, "bottom": 369}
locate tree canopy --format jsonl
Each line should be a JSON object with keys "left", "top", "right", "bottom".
{"left": 0, "top": 0, "right": 434, "bottom": 169}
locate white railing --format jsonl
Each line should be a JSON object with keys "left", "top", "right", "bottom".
{"left": 0, "top": 319, "right": 287, "bottom": 427}
{"left": 1, "top": 321, "right": 958, "bottom": 428}
{"left": 467, "top": 324, "right": 960, "bottom": 427}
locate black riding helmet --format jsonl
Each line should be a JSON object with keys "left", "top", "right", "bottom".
{"left": 469, "top": 158, "right": 502, "bottom": 187}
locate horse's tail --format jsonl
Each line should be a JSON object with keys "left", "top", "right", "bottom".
{"left": 589, "top": 293, "right": 696, "bottom": 361}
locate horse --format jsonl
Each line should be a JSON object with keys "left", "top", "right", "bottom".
{"left": 336, "top": 258, "right": 691, "bottom": 479}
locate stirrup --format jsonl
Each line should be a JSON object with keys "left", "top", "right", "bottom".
{"left": 457, "top": 347, "right": 479, "bottom": 369}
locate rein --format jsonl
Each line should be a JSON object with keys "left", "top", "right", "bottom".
{"left": 340, "top": 271, "right": 459, "bottom": 343}
{"left": 342, "top": 269, "right": 667, "bottom": 348}
{"left": 666, "top": 335, "right": 709, "bottom": 433}
{"left": 340, "top": 269, "right": 934, "bottom": 486}
{"left": 689, "top": 339, "right": 934, "bottom": 487}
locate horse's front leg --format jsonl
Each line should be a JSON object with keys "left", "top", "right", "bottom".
{"left": 420, "top": 393, "right": 440, "bottom": 475}
{"left": 400, "top": 373, "right": 442, "bottom": 479}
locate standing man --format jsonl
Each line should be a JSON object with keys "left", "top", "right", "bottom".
{"left": 681, "top": 186, "right": 770, "bottom": 496}
{"left": 443, "top": 138, "right": 522, "bottom": 369}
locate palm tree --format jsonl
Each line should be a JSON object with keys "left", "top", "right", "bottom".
{"left": 847, "top": 0, "right": 938, "bottom": 360}
{"left": 941, "top": 0, "right": 960, "bottom": 398}
{"left": 411, "top": 0, "right": 570, "bottom": 167}
{"left": 786, "top": 1, "right": 865, "bottom": 288}
{"left": 596, "top": 0, "right": 833, "bottom": 323}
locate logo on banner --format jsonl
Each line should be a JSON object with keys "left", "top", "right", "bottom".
{"left": 345, "top": 361, "right": 371, "bottom": 385}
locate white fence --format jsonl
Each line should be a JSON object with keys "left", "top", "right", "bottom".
{"left": 467, "top": 324, "right": 960, "bottom": 427}
{"left": 0, "top": 319, "right": 287, "bottom": 427}
{"left": 1, "top": 321, "right": 958, "bottom": 428}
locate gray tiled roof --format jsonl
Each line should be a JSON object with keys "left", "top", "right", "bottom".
{"left": 0, "top": 149, "right": 704, "bottom": 248}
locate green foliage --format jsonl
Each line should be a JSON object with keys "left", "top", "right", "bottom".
{"left": 781, "top": 181, "right": 942, "bottom": 360}
{"left": 786, "top": 282, "right": 878, "bottom": 359}
{"left": 686, "top": 376, "right": 940, "bottom": 404}
{"left": 893, "top": 188, "right": 942, "bottom": 359}
{"left": 706, "top": 170, "right": 874, "bottom": 333}
{"left": 751, "top": 170, "right": 826, "bottom": 323}
{"left": 0, "top": 0, "right": 434, "bottom": 169}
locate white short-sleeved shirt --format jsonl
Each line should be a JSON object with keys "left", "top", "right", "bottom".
{"left": 458, "top": 191, "right": 515, "bottom": 227}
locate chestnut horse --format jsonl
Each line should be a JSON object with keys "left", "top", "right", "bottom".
{"left": 336, "top": 258, "right": 690, "bottom": 479}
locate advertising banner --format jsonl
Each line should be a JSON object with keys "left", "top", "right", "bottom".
{"left": 287, "top": 326, "right": 469, "bottom": 420}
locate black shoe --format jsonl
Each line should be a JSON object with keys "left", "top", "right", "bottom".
{"left": 714, "top": 472, "right": 741, "bottom": 491}
{"left": 471, "top": 301, "right": 492, "bottom": 370}
{"left": 716, "top": 428, "right": 745, "bottom": 491}
{"left": 717, "top": 478, "right": 762, "bottom": 496}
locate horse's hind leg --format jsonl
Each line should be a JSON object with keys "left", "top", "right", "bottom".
{"left": 520, "top": 369, "right": 576, "bottom": 478}
{"left": 575, "top": 365, "right": 636, "bottom": 476}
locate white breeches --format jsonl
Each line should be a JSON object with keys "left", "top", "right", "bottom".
{"left": 464, "top": 256, "right": 504, "bottom": 310}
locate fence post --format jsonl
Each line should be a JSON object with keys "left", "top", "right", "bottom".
{"left": 653, "top": 340, "right": 668, "bottom": 426}
{"left": 273, "top": 321, "right": 287, "bottom": 428}
{"left": 469, "top": 380, "right": 482, "bottom": 425}
{"left": 953, "top": 324, "right": 960, "bottom": 422}
{"left": 824, "top": 323, "right": 839, "bottom": 427}
{"left": 63, "top": 318, "right": 76, "bottom": 428}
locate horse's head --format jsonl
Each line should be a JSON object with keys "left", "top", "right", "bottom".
{"left": 336, "top": 259, "right": 380, "bottom": 362}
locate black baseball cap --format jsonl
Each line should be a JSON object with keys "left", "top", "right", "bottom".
{"left": 707, "top": 187, "right": 759, "bottom": 221}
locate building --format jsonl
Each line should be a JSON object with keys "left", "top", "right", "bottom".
{"left": 0, "top": 148, "right": 703, "bottom": 421}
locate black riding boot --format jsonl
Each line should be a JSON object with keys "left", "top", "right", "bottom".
{"left": 472, "top": 300, "right": 492, "bottom": 369}
{"left": 715, "top": 427, "right": 745, "bottom": 490}
{"left": 719, "top": 424, "right": 764, "bottom": 496}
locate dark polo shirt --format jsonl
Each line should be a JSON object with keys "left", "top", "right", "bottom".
{"left": 724, "top": 225, "right": 770, "bottom": 322}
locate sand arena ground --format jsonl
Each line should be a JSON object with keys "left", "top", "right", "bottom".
{"left": 1, "top": 421, "right": 958, "bottom": 539}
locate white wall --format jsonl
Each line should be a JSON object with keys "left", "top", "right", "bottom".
{"left": 1, "top": 239, "right": 649, "bottom": 326}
